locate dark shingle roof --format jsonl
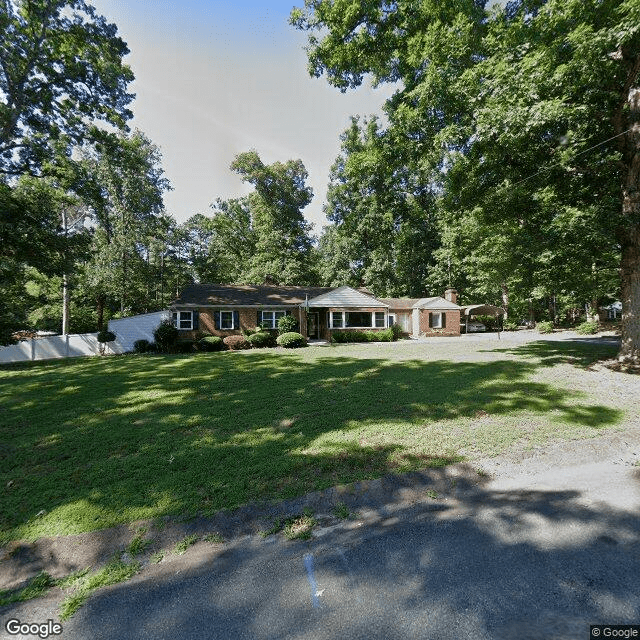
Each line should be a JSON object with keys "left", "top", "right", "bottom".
{"left": 172, "top": 284, "right": 333, "bottom": 306}
{"left": 379, "top": 298, "right": 421, "bottom": 309}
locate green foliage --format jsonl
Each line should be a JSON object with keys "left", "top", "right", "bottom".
{"left": 0, "top": 0, "right": 134, "bottom": 177}
{"left": 276, "top": 332, "right": 307, "bottom": 348}
{"left": 174, "top": 534, "right": 199, "bottom": 555}
{"left": 97, "top": 330, "right": 116, "bottom": 344}
{"left": 503, "top": 320, "right": 519, "bottom": 332}
{"left": 332, "top": 329, "right": 394, "bottom": 343}
{"left": 536, "top": 321, "right": 554, "bottom": 334}
{"left": 133, "top": 339, "right": 151, "bottom": 353}
{"left": 153, "top": 320, "right": 179, "bottom": 352}
{"left": 474, "top": 315, "right": 498, "bottom": 331}
{"left": 59, "top": 556, "right": 140, "bottom": 620}
{"left": 576, "top": 321, "right": 600, "bottom": 335}
{"left": 198, "top": 336, "right": 225, "bottom": 352}
{"left": 277, "top": 314, "right": 298, "bottom": 335}
{"left": 390, "top": 323, "right": 403, "bottom": 340}
{"left": 247, "top": 332, "right": 276, "bottom": 348}
{"left": 230, "top": 151, "right": 318, "bottom": 285}
{"left": 0, "top": 571, "right": 55, "bottom": 606}
{"left": 223, "top": 335, "right": 251, "bottom": 350}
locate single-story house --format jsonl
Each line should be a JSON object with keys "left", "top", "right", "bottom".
{"left": 170, "top": 284, "right": 461, "bottom": 340}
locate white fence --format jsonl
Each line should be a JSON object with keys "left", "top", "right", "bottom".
{"left": 0, "top": 310, "right": 170, "bottom": 364}
{"left": 0, "top": 333, "right": 126, "bottom": 364}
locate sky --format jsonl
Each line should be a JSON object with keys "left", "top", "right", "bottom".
{"left": 91, "top": 0, "right": 395, "bottom": 233}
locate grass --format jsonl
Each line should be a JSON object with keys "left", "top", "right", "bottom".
{"left": 0, "top": 571, "right": 55, "bottom": 606}
{"left": 174, "top": 534, "right": 199, "bottom": 555}
{"left": 333, "top": 502, "right": 350, "bottom": 519}
{"left": 59, "top": 556, "right": 140, "bottom": 620}
{"left": 126, "top": 527, "right": 153, "bottom": 557}
{"left": 0, "top": 339, "right": 625, "bottom": 543}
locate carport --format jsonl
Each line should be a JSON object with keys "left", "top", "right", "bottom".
{"left": 461, "top": 304, "right": 506, "bottom": 333}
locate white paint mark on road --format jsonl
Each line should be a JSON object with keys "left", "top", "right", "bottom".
{"left": 304, "top": 553, "right": 321, "bottom": 608}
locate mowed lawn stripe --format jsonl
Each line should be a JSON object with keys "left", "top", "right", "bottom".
{"left": 0, "top": 340, "right": 622, "bottom": 542}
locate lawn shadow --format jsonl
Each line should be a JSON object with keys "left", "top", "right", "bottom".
{"left": 0, "top": 346, "right": 625, "bottom": 542}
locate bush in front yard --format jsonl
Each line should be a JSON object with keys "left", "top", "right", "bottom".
{"left": 198, "top": 336, "right": 225, "bottom": 352}
{"left": 390, "top": 324, "right": 403, "bottom": 340}
{"left": 576, "top": 320, "right": 600, "bottom": 335}
{"left": 133, "top": 339, "right": 151, "bottom": 353}
{"left": 277, "top": 314, "right": 298, "bottom": 335}
{"left": 332, "top": 329, "right": 394, "bottom": 343}
{"left": 247, "top": 332, "right": 276, "bottom": 348}
{"left": 153, "top": 320, "right": 179, "bottom": 352}
{"left": 276, "top": 332, "right": 307, "bottom": 348}
{"left": 223, "top": 335, "right": 251, "bottom": 350}
{"left": 536, "top": 321, "right": 554, "bottom": 334}
{"left": 97, "top": 329, "right": 116, "bottom": 343}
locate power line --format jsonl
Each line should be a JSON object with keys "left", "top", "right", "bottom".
{"left": 498, "top": 127, "right": 634, "bottom": 192}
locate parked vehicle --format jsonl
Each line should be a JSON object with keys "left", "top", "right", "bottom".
{"left": 466, "top": 321, "right": 486, "bottom": 333}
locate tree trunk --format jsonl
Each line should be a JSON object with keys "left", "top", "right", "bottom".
{"left": 619, "top": 231, "right": 640, "bottom": 361}
{"left": 96, "top": 293, "right": 106, "bottom": 331}
{"left": 501, "top": 283, "right": 509, "bottom": 319}
{"left": 616, "top": 80, "right": 640, "bottom": 360}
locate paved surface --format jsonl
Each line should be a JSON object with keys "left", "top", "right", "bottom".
{"left": 2, "top": 458, "right": 639, "bottom": 640}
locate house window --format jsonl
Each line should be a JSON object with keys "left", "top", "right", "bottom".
{"left": 172, "top": 311, "right": 193, "bottom": 330}
{"left": 331, "top": 311, "right": 343, "bottom": 328}
{"left": 345, "top": 312, "right": 373, "bottom": 328}
{"left": 388, "top": 314, "right": 396, "bottom": 326}
{"left": 430, "top": 312, "right": 443, "bottom": 329}
{"left": 220, "top": 311, "right": 234, "bottom": 330}
{"left": 375, "top": 312, "right": 385, "bottom": 328}
{"left": 261, "top": 310, "right": 287, "bottom": 329}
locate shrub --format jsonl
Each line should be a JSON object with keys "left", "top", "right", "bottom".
{"left": 278, "top": 314, "right": 298, "bottom": 335}
{"left": 247, "top": 332, "right": 276, "bottom": 348}
{"left": 536, "top": 321, "right": 554, "bottom": 334}
{"left": 177, "top": 340, "right": 196, "bottom": 353}
{"left": 502, "top": 320, "right": 519, "bottom": 331}
{"left": 153, "top": 320, "right": 179, "bottom": 352}
{"left": 332, "top": 329, "right": 393, "bottom": 343}
{"left": 223, "top": 335, "right": 250, "bottom": 350}
{"left": 198, "top": 336, "right": 224, "bottom": 352}
{"left": 97, "top": 329, "right": 116, "bottom": 343}
{"left": 390, "top": 323, "right": 403, "bottom": 340}
{"left": 276, "top": 332, "right": 307, "bottom": 348}
{"left": 133, "top": 339, "right": 151, "bottom": 353}
{"left": 576, "top": 320, "right": 600, "bottom": 335}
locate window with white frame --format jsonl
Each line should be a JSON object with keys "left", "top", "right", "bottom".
{"left": 261, "top": 310, "right": 287, "bottom": 329}
{"left": 220, "top": 310, "right": 234, "bottom": 330}
{"left": 172, "top": 311, "right": 194, "bottom": 330}
{"left": 331, "top": 311, "right": 344, "bottom": 328}
{"left": 329, "top": 311, "right": 387, "bottom": 329}
{"left": 388, "top": 314, "right": 396, "bottom": 326}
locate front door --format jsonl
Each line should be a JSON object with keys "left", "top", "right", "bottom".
{"left": 308, "top": 312, "right": 319, "bottom": 339}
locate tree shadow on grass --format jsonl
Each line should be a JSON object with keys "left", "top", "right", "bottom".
{"left": 485, "top": 337, "right": 620, "bottom": 368}
{"left": 0, "top": 348, "right": 625, "bottom": 542}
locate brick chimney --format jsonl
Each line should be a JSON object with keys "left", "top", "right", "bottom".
{"left": 444, "top": 288, "right": 458, "bottom": 304}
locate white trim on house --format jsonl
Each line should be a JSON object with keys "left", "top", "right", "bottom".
{"left": 307, "top": 286, "right": 388, "bottom": 309}
{"left": 219, "top": 310, "right": 235, "bottom": 330}
{"left": 329, "top": 310, "right": 388, "bottom": 329}
{"left": 260, "top": 310, "right": 288, "bottom": 329}
{"left": 172, "top": 310, "right": 194, "bottom": 330}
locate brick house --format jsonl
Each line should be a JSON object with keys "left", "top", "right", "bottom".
{"left": 170, "top": 284, "right": 461, "bottom": 340}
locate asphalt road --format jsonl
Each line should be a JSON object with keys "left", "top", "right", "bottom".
{"left": 3, "top": 459, "right": 639, "bottom": 640}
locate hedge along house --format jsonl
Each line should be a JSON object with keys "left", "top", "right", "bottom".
{"left": 169, "top": 284, "right": 462, "bottom": 341}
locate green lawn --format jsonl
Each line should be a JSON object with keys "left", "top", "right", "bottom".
{"left": 0, "top": 339, "right": 622, "bottom": 543}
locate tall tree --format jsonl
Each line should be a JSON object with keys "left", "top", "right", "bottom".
{"left": 321, "top": 116, "right": 439, "bottom": 296}
{"left": 230, "top": 151, "right": 318, "bottom": 285}
{"left": 80, "top": 130, "right": 171, "bottom": 326}
{"left": 0, "top": 0, "right": 134, "bottom": 177}
{"left": 292, "top": 0, "right": 640, "bottom": 361}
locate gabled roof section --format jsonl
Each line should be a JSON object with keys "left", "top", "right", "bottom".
{"left": 172, "top": 284, "right": 333, "bottom": 307}
{"left": 413, "top": 297, "right": 461, "bottom": 310}
{"left": 379, "top": 298, "right": 421, "bottom": 309}
{"left": 307, "top": 286, "right": 388, "bottom": 308}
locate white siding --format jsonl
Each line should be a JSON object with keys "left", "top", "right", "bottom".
{"left": 412, "top": 309, "right": 420, "bottom": 337}
{"left": 108, "top": 311, "right": 170, "bottom": 353}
